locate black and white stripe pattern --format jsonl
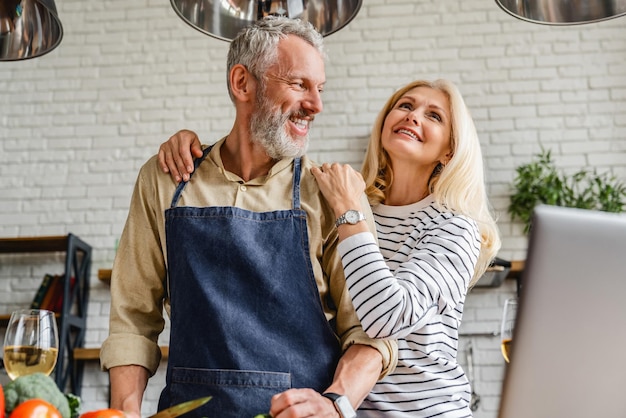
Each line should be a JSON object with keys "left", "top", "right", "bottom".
{"left": 338, "top": 197, "right": 481, "bottom": 417}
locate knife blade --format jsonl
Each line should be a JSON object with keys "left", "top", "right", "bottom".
{"left": 148, "top": 396, "right": 212, "bottom": 418}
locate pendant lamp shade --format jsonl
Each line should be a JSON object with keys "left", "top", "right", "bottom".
{"left": 170, "top": 0, "right": 363, "bottom": 42}
{"left": 0, "top": 0, "right": 63, "bottom": 61}
{"left": 495, "top": 0, "right": 626, "bottom": 25}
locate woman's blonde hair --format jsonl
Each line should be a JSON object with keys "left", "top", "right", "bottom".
{"left": 361, "top": 79, "right": 501, "bottom": 285}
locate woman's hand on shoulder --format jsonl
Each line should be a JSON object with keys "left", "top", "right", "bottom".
{"left": 311, "top": 162, "right": 365, "bottom": 216}
{"left": 157, "top": 129, "right": 203, "bottom": 183}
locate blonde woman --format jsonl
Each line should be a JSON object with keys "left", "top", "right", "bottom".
{"left": 311, "top": 79, "right": 500, "bottom": 417}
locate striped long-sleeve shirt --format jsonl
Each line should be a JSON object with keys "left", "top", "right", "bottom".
{"left": 339, "top": 196, "right": 481, "bottom": 418}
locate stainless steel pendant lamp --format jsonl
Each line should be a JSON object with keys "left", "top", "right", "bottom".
{"left": 0, "top": 0, "right": 63, "bottom": 61}
{"left": 170, "top": 0, "right": 363, "bottom": 41}
{"left": 495, "top": 0, "right": 626, "bottom": 25}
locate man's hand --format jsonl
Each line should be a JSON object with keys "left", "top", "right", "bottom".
{"left": 269, "top": 388, "right": 339, "bottom": 418}
{"left": 157, "top": 129, "right": 203, "bottom": 183}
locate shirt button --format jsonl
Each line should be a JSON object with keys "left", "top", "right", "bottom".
{"left": 240, "top": 185, "right": 247, "bottom": 192}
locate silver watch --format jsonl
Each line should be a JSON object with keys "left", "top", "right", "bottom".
{"left": 322, "top": 392, "right": 356, "bottom": 418}
{"left": 335, "top": 209, "right": 366, "bottom": 227}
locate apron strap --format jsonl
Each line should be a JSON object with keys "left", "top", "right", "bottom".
{"left": 170, "top": 146, "right": 212, "bottom": 209}
{"left": 292, "top": 157, "right": 302, "bottom": 211}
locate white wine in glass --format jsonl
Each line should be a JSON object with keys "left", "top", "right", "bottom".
{"left": 500, "top": 298, "right": 518, "bottom": 363}
{"left": 3, "top": 309, "right": 59, "bottom": 380}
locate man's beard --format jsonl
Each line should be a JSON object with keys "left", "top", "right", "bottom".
{"left": 250, "top": 89, "right": 310, "bottom": 160}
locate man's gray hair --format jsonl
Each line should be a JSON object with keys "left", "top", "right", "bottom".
{"left": 226, "top": 16, "right": 325, "bottom": 101}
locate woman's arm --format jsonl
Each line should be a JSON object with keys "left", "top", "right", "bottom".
{"left": 312, "top": 162, "right": 480, "bottom": 339}
{"left": 341, "top": 212, "right": 480, "bottom": 339}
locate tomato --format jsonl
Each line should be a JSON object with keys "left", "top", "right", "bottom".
{"left": 0, "top": 385, "right": 5, "bottom": 418}
{"left": 79, "top": 409, "right": 125, "bottom": 418}
{"left": 9, "top": 399, "right": 61, "bottom": 418}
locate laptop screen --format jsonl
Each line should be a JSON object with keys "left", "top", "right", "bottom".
{"left": 498, "top": 205, "right": 626, "bottom": 418}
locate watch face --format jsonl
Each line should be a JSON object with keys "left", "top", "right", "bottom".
{"left": 335, "top": 396, "right": 356, "bottom": 417}
{"left": 345, "top": 210, "right": 359, "bottom": 224}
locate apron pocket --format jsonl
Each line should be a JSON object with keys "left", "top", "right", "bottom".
{"left": 169, "top": 367, "right": 291, "bottom": 418}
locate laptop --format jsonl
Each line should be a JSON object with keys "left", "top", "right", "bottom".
{"left": 498, "top": 204, "right": 626, "bottom": 418}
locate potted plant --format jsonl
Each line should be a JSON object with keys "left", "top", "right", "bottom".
{"left": 508, "top": 148, "right": 626, "bottom": 233}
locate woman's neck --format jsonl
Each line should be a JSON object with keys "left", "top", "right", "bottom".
{"left": 384, "top": 175, "right": 430, "bottom": 206}
{"left": 383, "top": 159, "right": 437, "bottom": 206}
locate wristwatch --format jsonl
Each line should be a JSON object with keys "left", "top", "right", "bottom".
{"left": 322, "top": 392, "right": 357, "bottom": 418}
{"left": 335, "top": 209, "right": 366, "bottom": 227}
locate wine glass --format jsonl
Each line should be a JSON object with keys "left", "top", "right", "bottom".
{"left": 500, "top": 298, "right": 518, "bottom": 363}
{"left": 3, "top": 309, "right": 59, "bottom": 380}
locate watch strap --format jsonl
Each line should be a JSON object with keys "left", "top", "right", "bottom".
{"left": 322, "top": 392, "right": 341, "bottom": 402}
{"left": 335, "top": 209, "right": 366, "bottom": 227}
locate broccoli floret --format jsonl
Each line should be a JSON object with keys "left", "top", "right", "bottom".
{"left": 4, "top": 373, "right": 71, "bottom": 418}
{"left": 65, "top": 392, "right": 82, "bottom": 418}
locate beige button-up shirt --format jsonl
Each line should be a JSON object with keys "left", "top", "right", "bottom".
{"left": 100, "top": 137, "right": 397, "bottom": 378}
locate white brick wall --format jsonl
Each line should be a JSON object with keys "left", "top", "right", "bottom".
{"left": 1, "top": 0, "right": 625, "bottom": 416}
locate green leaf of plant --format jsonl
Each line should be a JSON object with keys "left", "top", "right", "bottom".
{"left": 509, "top": 148, "right": 626, "bottom": 233}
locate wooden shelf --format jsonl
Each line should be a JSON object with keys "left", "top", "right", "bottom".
{"left": 0, "top": 236, "right": 71, "bottom": 253}
{"left": 98, "top": 269, "right": 112, "bottom": 283}
{"left": 508, "top": 260, "right": 525, "bottom": 279}
{"left": 1, "top": 312, "right": 61, "bottom": 326}
{"left": 73, "top": 346, "right": 169, "bottom": 361}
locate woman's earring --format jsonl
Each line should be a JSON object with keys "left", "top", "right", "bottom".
{"left": 433, "top": 162, "right": 444, "bottom": 176}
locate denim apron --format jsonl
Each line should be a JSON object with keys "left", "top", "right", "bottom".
{"left": 159, "top": 147, "right": 341, "bottom": 417}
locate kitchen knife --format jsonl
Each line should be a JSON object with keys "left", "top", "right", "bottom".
{"left": 148, "top": 396, "right": 212, "bottom": 418}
